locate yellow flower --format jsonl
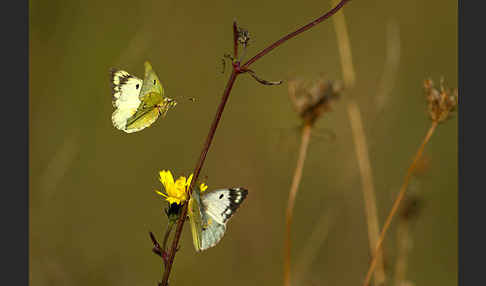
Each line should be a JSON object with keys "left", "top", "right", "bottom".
{"left": 155, "top": 170, "right": 208, "bottom": 204}
{"left": 155, "top": 170, "right": 187, "bottom": 205}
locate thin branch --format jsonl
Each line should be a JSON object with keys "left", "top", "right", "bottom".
{"left": 362, "top": 121, "right": 439, "bottom": 286}
{"left": 158, "top": 2, "right": 352, "bottom": 285}
{"left": 150, "top": 221, "right": 174, "bottom": 267}
{"left": 247, "top": 69, "right": 283, "bottom": 85}
{"left": 284, "top": 123, "right": 313, "bottom": 286}
{"left": 242, "top": 0, "right": 352, "bottom": 69}
{"left": 162, "top": 221, "right": 174, "bottom": 253}
{"left": 331, "top": 0, "right": 355, "bottom": 88}
{"left": 161, "top": 70, "right": 238, "bottom": 285}
{"left": 233, "top": 20, "right": 239, "bottom": 58}
{"left": 149, "top": 232, "right": 162, "bottom": 257}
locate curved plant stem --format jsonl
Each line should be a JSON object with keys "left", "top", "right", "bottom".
{"left": 284, "top": 123, "right": 312, "bottom": 286}
{"left": 158, "top": 2, "right": 352, "bottom": 285}
{"left": 362, "top": 121, "right": 439, "bottom": 286}
{"left": 162, "top": 221, "right": 174, "bottom": 254}
{"left": 242, "top": 0, "right": 352, "bottom": 69}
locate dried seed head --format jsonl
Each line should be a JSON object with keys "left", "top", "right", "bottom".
{"left": 288, "top": 76, "right": 343, "bottom": 125}
{"left": 424, "top": 78, "right": 458, "bottom": 123}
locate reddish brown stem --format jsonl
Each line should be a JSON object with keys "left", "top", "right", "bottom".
{"left": 160, "top": 71, "right": 238, "bottom": 285}
{"left": 242, "top": 0, "right": 352, "bottom": 69}
{"left": 233, "top": 20, "right": 239, "bottom": 58}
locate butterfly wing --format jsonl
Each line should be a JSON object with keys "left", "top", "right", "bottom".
{"left": 110, "top": 69, "right": 143, "bottom": 132}
{"left": 201, "top": 188, "right": 248, "bottom": 225}
{"left": 200, "top": 219, "right": 226, "bottom": 251}
{"left": 188, "top": 187, "right": 204, "bottom": 252}
{"left": 196, "top": 188, "right": 248, "bottom": 251}
{"left": 140, "top": 61, "right": 165, "bottom": 101}
{"left": 124, "top": 105, "right": 161, "bottom": 133}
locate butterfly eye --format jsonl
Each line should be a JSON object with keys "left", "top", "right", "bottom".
{"left": 153, "top": 79, "right": 156, "bottom": 85}
{"left": 219, "top": 194, "right": 224, "bottom": 199}
{"left": 136, "top": 84, "right": 139, "bottom": 89}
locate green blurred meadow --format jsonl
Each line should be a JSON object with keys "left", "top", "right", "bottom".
{"left": 29, "top": 0, "right": 457, "bottom": 285}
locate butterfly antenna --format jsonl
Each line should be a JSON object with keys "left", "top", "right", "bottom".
{"left": 175, "top": 95, "right": 197, "bottom": 103}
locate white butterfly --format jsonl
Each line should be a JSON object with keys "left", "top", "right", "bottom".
{"left": 110, "top": 61, "right": 176, "bottom": 133}
{"left": 188, "top": 187, "right": 248, "bottom": 252}
{"left": 110, "top": 69, "right": 143, "bottom": 132}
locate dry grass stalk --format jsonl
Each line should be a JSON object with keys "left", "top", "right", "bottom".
{"left": 362, "top": 121, "right": 437, "bottom": 286}
{"left": 347, "top": 101, "right": 386, "bottom": 285}
{"left": 293, "top": 209, "right": 336, "bottom": 286}
{"left": 393, "top": 195, "right": 422, "bottom": 286}
{"left": 284, "top": 78, "right": 341, "bottom": 286}
{"left": 393, "top": 214, "right": 410, "bottom": 286}
{"left": 331, "top": 0, "right": 355, "bottom": 88}
{"left": 375, "top": 21, "right": 401, "bottom": 112}
{"left": 284, "top": 122, "right": 312, "bottom": 286}
{"left": 331, "top": 1, "right": 386, "bottom": 284}
{"left": 362, "top": 78, "right": 458, "bottom": 286}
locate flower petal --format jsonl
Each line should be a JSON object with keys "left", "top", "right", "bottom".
{"left": 174, "top": 176, "right": 187, "bottom": 193}
{"left": 166, "top": 196, "right": 181, "bottom": 205}
{"left": 186, "top": 174, "right": 194, "bottom": 188}
{"left": 155, "top": 170, "right": 190, "bottom": 205}
{"left": 200, "top": 183, "right": 208, "bottom": 192}
{"left": 159, "top": 170, "right": 174, "bottom": 190}
{"left": 155, "top": 190, "right": 168, "bottom": 198}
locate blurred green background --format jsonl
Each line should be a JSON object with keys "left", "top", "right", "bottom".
{"left": 29, "top": 0, "right": 457, "bottom": 285}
